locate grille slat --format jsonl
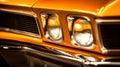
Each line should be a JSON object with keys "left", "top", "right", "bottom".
{"left": 98, "top": 22, "right": 120, "bottom": 50}
{"left": 0, "top": 11, "right": 39, "bottom": 34}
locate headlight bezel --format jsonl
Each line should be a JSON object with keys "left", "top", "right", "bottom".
{"left": 67, "top": 15, "right": 94, "bottom": 48}
{"left": 41, "top": 13, "right": 63, "bottom": 42}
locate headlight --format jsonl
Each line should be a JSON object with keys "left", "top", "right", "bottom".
{"left": 41, "top": 13, "right": 62, "bottom": 41}
{"left": 67, "top": 16, "right": 94, "bottom": 48}
{"left": 47, "top": 14, "right": 62, "bottom": 40}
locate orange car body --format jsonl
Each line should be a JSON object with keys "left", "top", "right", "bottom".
{"left": 0, "top": 0, "right": 120, "bottom": 67}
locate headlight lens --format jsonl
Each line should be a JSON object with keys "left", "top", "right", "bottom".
{"left": 73, "top": 18, "right": 93, "bottom": 46}
{"left": 47, "top": 14, "right": 62, "bottom": 40}
{"left": 68, "top": 16, "right": 94, "bottom": 47}
{"left": 41, "top": 13, "right": 62, "bottom": 41}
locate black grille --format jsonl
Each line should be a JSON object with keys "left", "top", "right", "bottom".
{"left": 0, "top": 11, "right": 39, "bottom": 34}
{"left": 98, "top": 22, "right": 120, "bottom": 50}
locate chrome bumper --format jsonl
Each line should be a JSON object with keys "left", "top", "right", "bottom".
{"left": 0, "top": 40, "right": 120, "bottom": 67}
{"left": 24, "top": 47, "right": 120, "bottom": 67}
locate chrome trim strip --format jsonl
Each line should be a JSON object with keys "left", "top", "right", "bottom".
{"left": 85, "top": 62, "right": 120, "bottom": 66}
{"left": 23, "top": 47, "right": 82, "bottom": 66}
{"left": 0, "top": 8, "right": 34, "bottom": 17}
{"left": 96, "top": 19, "right": 120, "bottom": 53}
{"left": 50, "top": 48, "right": 72, "bottom": 56}
{"left": 0, "top": 27, "right": 40, "bottom": 38}
{"left": 0, "top": 45, "right": 22, "bottom": 50}
{"left": 0, "top": 9, "right": 41, "bottom": 38}
{"left": 96, "top": 19, "right": 120, "bottom": 23}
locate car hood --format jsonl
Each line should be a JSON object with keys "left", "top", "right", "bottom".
{"left": 0, "top": 0, "right": 38, "bottom": 7}
{"left": 33, "top": 0, "right": 118, "bottom": 16}
{"left": 1, "top": 0, "right": 119, "bottom": 17}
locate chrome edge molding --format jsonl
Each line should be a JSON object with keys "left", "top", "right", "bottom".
{"left": 96, "top": 19, "right": 120, "bottom": 23}
{"left": 0, "top": 27, "right": 40, "bottom": 38}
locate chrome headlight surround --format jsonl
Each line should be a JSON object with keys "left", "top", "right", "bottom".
{"left": 41, "top": 13, "right": 63, "bottom": 42}
{"left": 67, "top": 15, "right": 94, "bottom": 48}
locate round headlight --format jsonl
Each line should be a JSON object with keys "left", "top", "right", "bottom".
{"left": 72, "top": 18, "right": 93, "bottom": 47}
{"left": 43, "top": 14, "right": 62, "bottom": 41}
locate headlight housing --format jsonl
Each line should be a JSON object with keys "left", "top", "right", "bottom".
{"left": 41, "top": 13, "right": 62, "bottom": 41}
{"left": 67, "top": 16, "right": 94, "bottom": 48}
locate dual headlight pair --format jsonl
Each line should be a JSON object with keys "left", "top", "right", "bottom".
{"left": 41, "top": 13, "right": 93, "bottom": 48}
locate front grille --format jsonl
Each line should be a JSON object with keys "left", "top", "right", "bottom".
{"left": 98, "top": 22, "right": 120, "bottom": 50}
{"left": 0, "top": 11, "right": 39, "bottom": 34}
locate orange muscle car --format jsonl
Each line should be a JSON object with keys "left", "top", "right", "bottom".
{"left": 0, "top": 0, "right": 120, "bottom": 67}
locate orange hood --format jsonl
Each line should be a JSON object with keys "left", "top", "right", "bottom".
{"left": 1, "top": 0, "right": 120, "bottom": 16}
{"left": 0, "top": 0, "right": 38, "bottom": 7}
{"left": 33, "top": 0, "right": 116, "bottom": 16}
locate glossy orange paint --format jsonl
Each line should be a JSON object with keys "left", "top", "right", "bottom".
{"left": 33, "top": 0, "right": 113, "bottom": 16}
{"left": 0, "top": 0, "right": 37, "bottom": 7}
{"left": 0, "top": 32, "right": 42, "bottom": 45}
{"left": 98, "top": 0, "right": 120, "bottom": 16}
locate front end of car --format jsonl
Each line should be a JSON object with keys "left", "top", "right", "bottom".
{"left": 0, "top": 0, "right": 120, "bottom": 67}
